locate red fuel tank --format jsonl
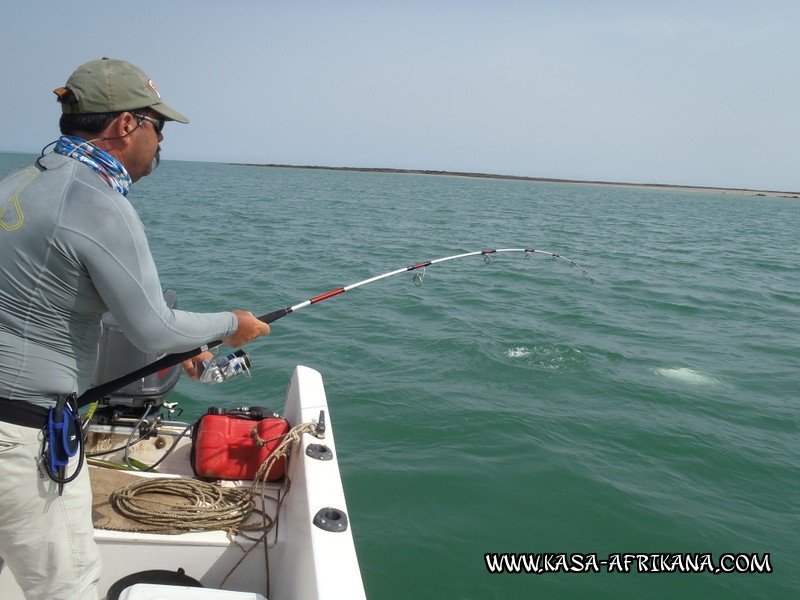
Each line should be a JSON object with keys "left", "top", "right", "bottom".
{"left": 192, "top": 414, "right": 290, "bottom": 481}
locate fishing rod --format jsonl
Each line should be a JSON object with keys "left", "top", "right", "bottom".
{"left": 77, "top": 248, "right": 589, "bottom": 407}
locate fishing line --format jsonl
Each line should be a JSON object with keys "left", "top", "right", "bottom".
{"left": 258, "top": 248, "right": 590, "bottom": 323}
{"left": 77, "top": 247, "right": 590, "bottom": 406}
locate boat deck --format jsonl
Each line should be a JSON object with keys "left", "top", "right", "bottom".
{"left": 0, "top": 366, "right": 367, "bottom": 600}
{"left": 86, "top": 422, "right": 283, "bottom": 594}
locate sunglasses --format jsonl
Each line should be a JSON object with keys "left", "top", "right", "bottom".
{"left": 133, "top": 113, "right": 166, "bottom": 134}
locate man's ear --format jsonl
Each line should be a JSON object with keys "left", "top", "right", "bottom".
{"left": 96, "top": 112, "right": 138, "bottom": 143}
{"left": 117, "top": 112, "right": 139, "bottom": 137}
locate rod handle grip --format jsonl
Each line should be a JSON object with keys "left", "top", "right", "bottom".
{"left": 259, "top": 308, "right": 290, "bottom": 324}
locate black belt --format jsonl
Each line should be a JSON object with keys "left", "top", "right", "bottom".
{"left": 0, "top": 397, "right": 50, "bottom": 429}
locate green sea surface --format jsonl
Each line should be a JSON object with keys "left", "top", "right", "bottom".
{"left": 1, "top": 153, "right": 797, "bottom": 599}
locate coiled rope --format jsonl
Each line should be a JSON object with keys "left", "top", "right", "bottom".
{"left": 108, "top": 420, "right": 320, "bottom": 594}
{"left": 110, "top": 478, "right": 253, "bottom": 535}
{"left": 108, "top": 421, "right": 319, "bottom": 537}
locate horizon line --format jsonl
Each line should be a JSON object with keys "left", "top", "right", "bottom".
{"left": 230, "top": 163, "right": 800, "bottom": 197}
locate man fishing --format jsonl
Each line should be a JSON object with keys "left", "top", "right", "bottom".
{"left": 0, "top": 58, "right": 270, "bottom": 600}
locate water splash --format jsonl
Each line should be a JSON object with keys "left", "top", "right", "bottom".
{"left": 656, "top": 367, "right": 718, "bottom": 385}
{"left": 504, "top": 344, "right": 586, "bottom": 373}
{"left": 505, "top": 347, "right": 532, "bottom": 358}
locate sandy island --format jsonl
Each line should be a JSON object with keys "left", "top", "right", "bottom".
{"left": 231, "top": 163, "right": 799, "bottom": 199}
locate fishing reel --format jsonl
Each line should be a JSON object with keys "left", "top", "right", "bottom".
{"left": 199, "top": 349, "right": 252, "bottom": 386}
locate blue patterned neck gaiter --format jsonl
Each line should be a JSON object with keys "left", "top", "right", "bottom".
{"left": 54, "top": 135, "right": 132, "bottom": 197}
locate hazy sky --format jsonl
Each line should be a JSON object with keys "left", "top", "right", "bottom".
{"left": 1, "top": 1, "right": 797, "bottom": 191}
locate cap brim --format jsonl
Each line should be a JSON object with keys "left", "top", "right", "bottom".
{"left": 151, "top": 102, "right": 189, "bottom": 124}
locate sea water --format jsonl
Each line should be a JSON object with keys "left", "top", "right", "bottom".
{"left": 1, "top": 153, "right": 797, "bottom": 599}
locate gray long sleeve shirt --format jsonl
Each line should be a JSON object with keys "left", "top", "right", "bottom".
{"left": 0, "top": 153, "right": 237, "bottom": 407}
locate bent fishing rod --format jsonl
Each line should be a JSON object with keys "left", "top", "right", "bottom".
{"left": 77, "top": 248, "right": 590, "bottom": 407}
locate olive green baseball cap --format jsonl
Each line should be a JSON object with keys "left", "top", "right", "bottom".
{"left": 54, "top": 57, "right": 189, "bottom": 123}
